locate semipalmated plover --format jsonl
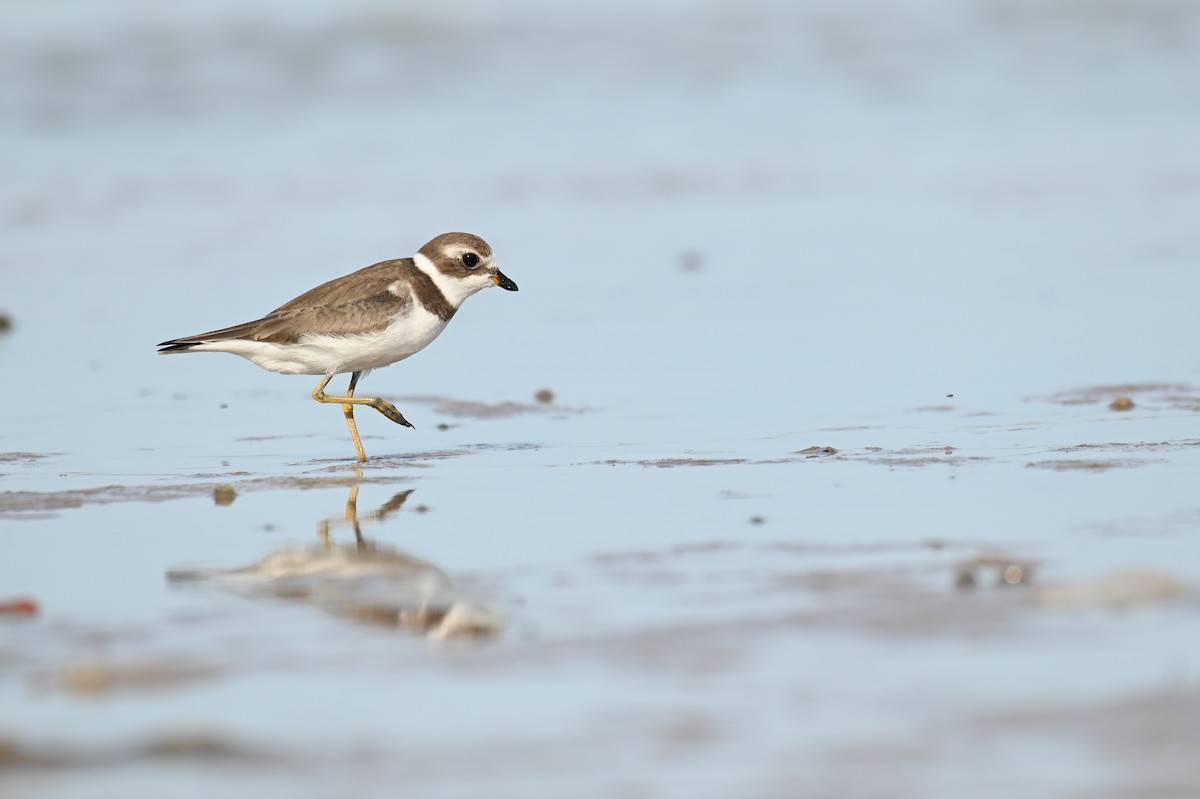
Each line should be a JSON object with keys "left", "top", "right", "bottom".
{"left": 158, "top": 232, "right": 518, "bottom": 462}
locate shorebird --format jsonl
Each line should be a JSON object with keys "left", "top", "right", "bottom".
{"left": 158, "top": 232, "right": 518, "bottom": 462}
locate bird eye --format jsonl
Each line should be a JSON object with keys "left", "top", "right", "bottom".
{"left": 462, "top": 252, "right": 480, "bottom": 268}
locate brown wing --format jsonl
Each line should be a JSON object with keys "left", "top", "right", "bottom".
{"left": 158, "top": 259, "right": 414, "bottom": 349}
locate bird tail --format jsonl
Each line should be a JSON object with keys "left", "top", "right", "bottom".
{"left": 157, "top": 318, "right": 269, "bottom": 354}
{"left": 156, "top": 340, "right": 201, "bottom": 354}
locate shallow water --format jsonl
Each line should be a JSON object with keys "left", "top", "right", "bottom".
{"left": 3, "top": 1, "right": 1200, "bottom": 797}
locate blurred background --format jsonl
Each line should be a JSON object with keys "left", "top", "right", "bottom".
{"left": 5, "top": 0, "right": 1198, "bottom": 430}
{"left": 2, "top": 1, "right": 1199, "bottom": 797}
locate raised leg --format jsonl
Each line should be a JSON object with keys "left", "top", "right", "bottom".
{"left": 312, "top": 372, "right": 415, "bottom": 462}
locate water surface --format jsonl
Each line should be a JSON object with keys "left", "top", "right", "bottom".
{"left": 3, "top": 1, "right": 1200, "bottom": 797}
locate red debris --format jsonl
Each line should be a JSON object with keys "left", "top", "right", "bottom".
{"left": 0, "top": 597, "right": 39, "bottom": 617}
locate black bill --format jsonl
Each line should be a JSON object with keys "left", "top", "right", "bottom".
{"left": 493, "top": 271, "right": 519, "bottom": 291}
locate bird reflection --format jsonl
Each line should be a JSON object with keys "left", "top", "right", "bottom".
{"left": 169, "top": 481, "right": 503, "bottom": 638}
{"left": 318, "top": 483, "right": 414, "bottom": 546}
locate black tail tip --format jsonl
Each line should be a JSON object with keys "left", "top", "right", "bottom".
{"left": 157, "top": 341, "right": 194, "bottom": 354}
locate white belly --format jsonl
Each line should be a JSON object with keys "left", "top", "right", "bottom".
{"left": 193, "top": 307, "right": 451, "bottom": 376}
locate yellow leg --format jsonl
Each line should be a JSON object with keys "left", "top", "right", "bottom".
{"left": 341, "top": 373, "right": 367, "bottom": 463}
{"left": 312, "top": 372, "right": 414, "bottom": 462}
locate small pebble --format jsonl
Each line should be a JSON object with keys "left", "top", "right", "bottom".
{"left": 1002, "top": 564, "right": 1026, "bottom": 585}
{"left": 534, "top": 388, "right": 554, "bottom": 404}
{"left": 678, "top": 250, "right": 704, "bottom": 273}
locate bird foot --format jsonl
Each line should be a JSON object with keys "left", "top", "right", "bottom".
{"left": 372, "top": 399, "right": 415, "bottom": 429}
